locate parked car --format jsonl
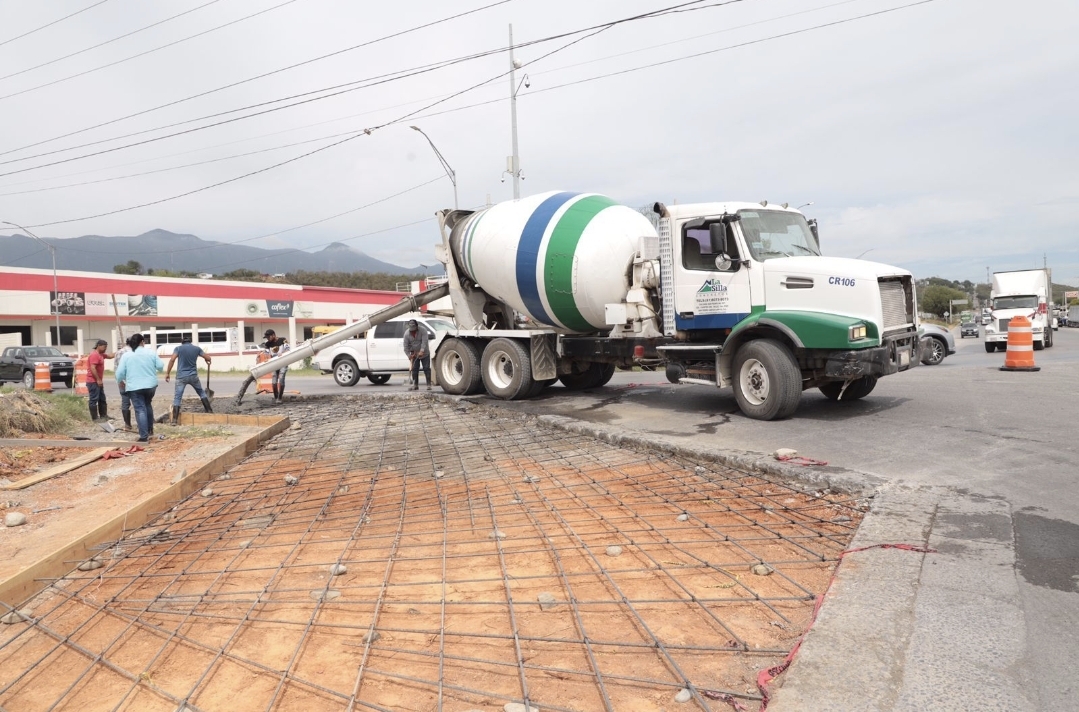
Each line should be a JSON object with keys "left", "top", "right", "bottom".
{"left": 312, "top": 315, "right": 455, "bottom": 387}
{"left": 960, "top": 322, "right": 980, "bottom": 339}
{"left": 0, "top": 346, "right": 77, "bottom": 388}
{"left": 919, "top": 324, "right": 956, "bottom": 366}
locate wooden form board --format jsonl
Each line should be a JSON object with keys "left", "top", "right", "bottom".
{"left": 0, "top": 448, "right": 113, "bottom": 491}
{"left": 0, "top": 439, "right": 133, "bottom": 448}
{"left": 0, "top": 413, "right": 290, "bottom": 609}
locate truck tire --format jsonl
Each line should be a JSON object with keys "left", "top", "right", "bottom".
{"left": 1033, "top": 338, "right": 1045, "bottom": 351}
{"left": 665, "top": 363, "right": 687, "bottom": 384}
{"left": 731, "top": 340, "right": 802, "bottom": 421}
{"left": 558, "top": 362, "right": 614, "bottom": 390}
{"left": 333, "top": 358, "right": 361, "bottom": 387}
{"left": 984, "top": 342, "right": 995, "bottom": 353}
{"left": 819, "top": 376, "right": 878, "bottom": 402}
{"left": 22, "top": 370, "right": 34, "bottom": 389}
{"left": 367, "top": 374, "right": 391, "bottom": 385}
{"left": 436, "top": 338, "right": 484, "bottom": 395}
{"left": 1046, "top": 328, "right": 1054, "bottom": 348}
{"left": 481, "top": 338, "right": 534, "bottom": 400}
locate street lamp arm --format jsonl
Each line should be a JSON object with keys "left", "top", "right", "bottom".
{"left": 409, "top": 126, "right": 457, "bottom": 209}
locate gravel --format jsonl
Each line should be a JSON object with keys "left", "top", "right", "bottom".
{"left": 4, "top": 512, "right": 26, "bottom": 527}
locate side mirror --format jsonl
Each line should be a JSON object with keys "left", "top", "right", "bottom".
{"left": 714, "top": 254, "right": 733, "bottom": 271}
{"left": 709, "top": 223, "right": 728, "bottom": 255}
{"left": 808, "top": 218, "right": 819, "bottom": 247}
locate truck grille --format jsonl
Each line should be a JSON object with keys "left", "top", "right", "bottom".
{"left": 879, "top": 277, "right": 914, "bottom": 332}
{"left": 998, "top": 319, "right": 1011, "bottom": 332}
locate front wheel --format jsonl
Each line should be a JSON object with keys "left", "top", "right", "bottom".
{"left": 64, "top": 378, "right": 73, "bottom": 389}
{"left": 920, "top": 337, "right": 946, "bottom": 365}
{"left": 984, "top": 342, "right": 996, "bottom": 353}
{"left": 481, "top": 338, "right": 534, "bottom": 400}
{"left": 819, "top": 376, "right": 878, "bottom": 402}
{"left": 436, "top": 338, "right": 483, "bottom": 395}
{"left": 1045, "top": 328, "right": 1054, "bottom": 348}
{"left": 333, "top": 359, "right": 361, "bottom": 387}
{"left": 367, "top": 373, "right": 391, "bottom": 385}
{"left": 731, "top": 340, "right": 802, "bottom": 421}
{"left": 559, "top": 362, "right": 615, "bottom": 390}
{"left": 22, "top": 370, "right": 34, "bottom": 389}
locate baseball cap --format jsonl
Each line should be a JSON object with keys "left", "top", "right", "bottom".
{"left": 263, "top": 329, "right": 275, "bottom": 337}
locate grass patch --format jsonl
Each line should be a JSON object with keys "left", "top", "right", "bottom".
{"left": 178, "top": 426, "right": 233, "bottom": 438}
{"left": 0, "top": 388, "right": 90, "bottom": 437}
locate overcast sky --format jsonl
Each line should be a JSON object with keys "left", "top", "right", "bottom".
{"left": 0, "top": 0, "right": 1076, "bottom": 284}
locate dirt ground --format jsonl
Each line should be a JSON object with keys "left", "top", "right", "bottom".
{"left": 0, "top": 426, "right": 261, "bottom": 586}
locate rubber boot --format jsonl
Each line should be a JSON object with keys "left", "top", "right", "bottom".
{"left": 89, "top": 403, "right": 98, "bottom": 422}
{"left": 201, "top": 397, "right": 213, "bottom": 413}
{"left": 99, "top": 403, "right": 109, "bottom": 421}
{"left": 122, "top": 411, "right": 132, "bottom": 431}
{"left": 170, "top": 406, "right": 181, "bottom": 426}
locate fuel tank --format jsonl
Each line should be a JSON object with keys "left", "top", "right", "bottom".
{"left": 448, "top": 191, "right": 657, "bottom": 332}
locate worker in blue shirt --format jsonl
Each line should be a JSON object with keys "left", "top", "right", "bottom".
{"left": 164, "top": 334, "right": 213, "bottom": 424}
{"left": 115, "top": 333, "right": 165, "bottom": 443}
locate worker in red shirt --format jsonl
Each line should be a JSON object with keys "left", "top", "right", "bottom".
{"left": 86, "top": 339, "right": 112, "bottom": 422}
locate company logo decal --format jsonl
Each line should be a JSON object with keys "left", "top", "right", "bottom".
{"left": 828, "top": 277, "right": 856, "bottom": 287}
{"left": 695, "top": 278, "right": 730, "bottom": 314}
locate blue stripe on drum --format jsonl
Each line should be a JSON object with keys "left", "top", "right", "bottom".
{"left": 516, "top": 191, "right": 577, "bottom": 326}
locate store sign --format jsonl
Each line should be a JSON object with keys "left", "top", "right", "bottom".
{"left": 128, "top": 295, "right": 158, "bottom": 316}
{"left": 50, "top": 292, "right": 152, "bottom": 316}
{"left": 266, "top": 300, "right": 294, "bottom": 318}
{"left": 50, "top": 292, "right": 86, "bottom": 315}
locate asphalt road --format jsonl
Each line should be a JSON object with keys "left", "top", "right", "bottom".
{"left": 209, "top": 328, "right": 1079, "bottom": 707}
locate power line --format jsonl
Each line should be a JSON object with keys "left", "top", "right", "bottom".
{"left": 0, "top": 0, "right": 717, "bottom": 166}
{"left": 0, "top": 0, "right": 111, "bottom": 49}
{"left": 0, "top": 0, "right": 515, "bottom": 152}
{"left": 0, "top": 0, "right": 226, "bottom": 83}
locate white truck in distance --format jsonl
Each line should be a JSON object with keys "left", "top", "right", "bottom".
{"left": 985, "top": 269, "right": 1054, "bottom": 352}
{"left": 245, "top": 191, "right": 922, "bottom": 420}
{"left": 311, "top": 315, "right": 455, "bottom": 386}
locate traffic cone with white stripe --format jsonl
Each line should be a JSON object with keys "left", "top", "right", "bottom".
{"left": 1000, "top": 316, "right": 1040, "bottom": 372}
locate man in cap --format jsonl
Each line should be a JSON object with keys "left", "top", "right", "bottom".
{"left": 164, "top": 333, "right": 213, "bottom": 424}
{"left": 85, "top": 339, "right": 112, "bottom": 421}
{"left": 262, "top": 329, "right": 290, "bottom": 403}
{"left": 402, "top": 319, "right": 431, "bottom": 391}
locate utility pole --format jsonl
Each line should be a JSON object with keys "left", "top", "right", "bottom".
{"left": 508, "top": 24, "right": 521, "bottom": 199}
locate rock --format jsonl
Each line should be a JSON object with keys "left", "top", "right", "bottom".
{"left": 605, "top": 545, "right": 623, "bottom": 557}
{"left": 4, "top": 512, "right": 26, "bottom": 527}
{"left": 290, "top": 422, "right": 301, "bottom": 430}
{"left": 774, "top": 448, "right": 798, "bottom": 459}
{"left": 77, "top": 559, "right": 104, "bottom": 571}
{"left": 0, "top": 609, "right": 32, "bottom": 625}
{"left": 201, "top": 488, "right": 214, "bottom": 497}
{"left": 238, "top": 540, "right": 251, "bottom": 548}
{"left": 433, "top": 470, "right": 444, "bottom": 479}
{"left": 674, "top": 688, "right": 692, "bottom": 703}
{"left": 337, "top": 485, "right": 349, "bottom": 494}
{"left": 676, "top": 513, "right": 689, "bottom": 522}
{"left": 268, "top": 444, "right": 278, "bottom": 450}
{"left": 171, "top": 469, "right": 187, "bottom": 484}
{"left": 310, "top": 589, "right": 341, "bottom": 601}
{"left": 284, "top": 475, "right": 299, "bottom": 486}
{"left": 362, "top": 630, "right": 380, "bottom": 644}
{"left": 95, "top": 475, "right": 109, "bottom": 485}
{"left": 537, "top": 592, "right": 558, "bottom": 611}
{"left": 504, "top": 704, "right": 540, "bottom": 712}
{"left": 751, "top": 564, "right": 774, "bottom": 576}
{"left": 488, "top": 530, "right": 506, "bottom": 540}
{"left": 694, "top": 466, "right": 706, "bottom": 474}
{"left": 240, "top": 514, "right": 274, "bottom": 529}
{"left": 217, "top": 474, "right": 231, "bottom": 481}
{"left": 330, "top": 564, "right": 347, "bottom": 576}
{"left": 511, "top": 498, "right": 523, "bottom": 505}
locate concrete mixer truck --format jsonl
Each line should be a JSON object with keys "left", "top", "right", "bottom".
{"left": 243, "top": 191, "right": 920, "bottom": 420}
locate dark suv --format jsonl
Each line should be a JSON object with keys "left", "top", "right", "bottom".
{"left": 0, "top": 346, "right": 77, "bottom": 389}
{"left": 960, "top": 322, "right": 980, "bottom": 338}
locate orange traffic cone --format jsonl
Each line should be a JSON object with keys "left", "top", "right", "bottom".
{"left": 74, "top": 356, "right": 90, "bottom": 395}
{"left": 255, "top": 352, "right": 274, "bottom": 395}
{"left": 33, "top": 362, "right": 53, "bottom": 392}
{"left": 1000, "top": 316, "right": 1040, "bottom": 372}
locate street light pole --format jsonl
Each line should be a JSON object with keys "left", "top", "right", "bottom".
{"left": 508, "top": 24, "right": 521, "bottom": 199}
{"left": 3, "top": 220, "right": 61, "bottom": 347}
{"left": 409, "top": 126, "right": 457, "bottom": 210}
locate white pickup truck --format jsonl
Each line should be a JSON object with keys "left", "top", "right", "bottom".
{"left": 312, "top": 315, "right": 455, "bottom": 387}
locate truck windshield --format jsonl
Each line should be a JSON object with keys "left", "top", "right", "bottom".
{"left": 993, "top": 296, "right": 1038, "bottom": 310}
{"left": 738, "top": 210, "right": 820, "bottom": 261}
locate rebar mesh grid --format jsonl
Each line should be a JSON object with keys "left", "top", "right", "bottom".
{"left": 0, "top": 398, "right": 863, "bottom": 712}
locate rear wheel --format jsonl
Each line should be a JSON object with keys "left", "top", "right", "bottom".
{"left": 481, "top": 338, "right": 534, "bottom": 400}
{"left": 559, "top": 362, "right": 615, "bottom": 390}
{"left": 731, "top": 340, "right": 802, "bottom": 421}
{"left": 1046, "top": 328, "right": 1054, "bottom": 348}
{"left": 22, "top": 370, "right": 34, "bottom": 389}
{"left": 367, "top": 373, "right": 391, "bottom": 385}
{"left": 819, "top": 376, "right": 878, "bottom": 402}
{"left": 333, "top": 358, "right": 360, "bottom": 387}
{"left": 436, "top": 338, "right": 483, "bottom": 395}
{"left": 64, "top": 378, "right": 73, "bottom": 389}
{"left": 984, "top": 342, "right": 995, "bottom": 353}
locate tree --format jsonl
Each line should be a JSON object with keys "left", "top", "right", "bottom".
{"left": 113, "top": 260, "right": 143, "bottom": 275}
{"left": 920, "top": 285, "right": 969, "bottom": 317}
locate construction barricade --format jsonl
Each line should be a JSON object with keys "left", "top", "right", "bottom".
{"left": 74, "top": 357, "right": 89, "bottom": 395}
{"left": 1000, "top": 316, "right": 1040, "bottom": 372}
{"left": 33, "top": 362, "right": 52, "bottom": 392}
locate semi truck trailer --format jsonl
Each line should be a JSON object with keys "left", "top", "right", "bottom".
{"left": 984, "top": 269, "right": 1054, "bottom": 351}
{"left": 244, "top": 191, "right": 921, "bottom": 420}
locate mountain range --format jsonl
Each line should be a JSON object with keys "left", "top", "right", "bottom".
{"left": 0, "top": 229, "right": 428, "bottom": 276}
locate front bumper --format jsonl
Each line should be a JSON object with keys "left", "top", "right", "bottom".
{"left": 824, "top": 331, "right": 919, "bottom": 379}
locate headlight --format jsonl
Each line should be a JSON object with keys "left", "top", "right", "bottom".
{"left": 849, "top": 324, "right": 867, "bottom": 341}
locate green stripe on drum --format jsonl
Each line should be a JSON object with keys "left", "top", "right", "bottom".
{"left": 543, "top": 195, "right": 617, "bottom": 331}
